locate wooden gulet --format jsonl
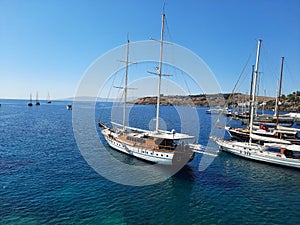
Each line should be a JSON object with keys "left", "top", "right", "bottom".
{"left": 98, "top": 12, "right": 197, "bottom": 165}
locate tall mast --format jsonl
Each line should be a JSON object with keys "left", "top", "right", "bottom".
{"left": 123, "top": 39, "right": 130, "bottom": 131}
{"left": 248, "top": 65, "right": 255, "bottom": 128}
{"left": 155, "top": 13, "right": 165, "bottom": 133}
{"left": 275, "top": 56, "right": 284, "bottom": 130}
{"left": 249, "top": 39, "right": 262, "bottom": 143}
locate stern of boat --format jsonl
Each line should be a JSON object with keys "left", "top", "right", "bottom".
{"left": 172, "top": 144, "right": 195, "bottom": 165}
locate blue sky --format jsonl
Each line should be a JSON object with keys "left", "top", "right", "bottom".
{"left": 1, "top": 0, "right": 299, "bottom": 100}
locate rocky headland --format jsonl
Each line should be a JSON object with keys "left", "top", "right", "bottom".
{"left": 129, "top": 91, "right": 300, "bottom": 112}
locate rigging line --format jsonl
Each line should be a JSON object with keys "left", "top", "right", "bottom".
{"left": 111, "top": 72, "right": 126, "bottom": 125}
{"left": 283, "top": 59, "right": 298, "bottom": 94}
{"left": 211, "top": 43, "right": 256, "bottom": 131}
{"left": 164, "top": 15, "right": 173, "bottom": 42}
{"left": 235, "top": 69, "right": 251, "bottom": 94}
{"left": 231, "top": 45, "right": 256, "bottom": 95}
{"left": 182, "top": 71, "right": 192, "bottom": 96}
{"left": 260, "top": 44, "right": 278, "bottom": 95}
{"left": 261, "top": 43, "right": 277, "bottom": 80}
{"left": 113, "top": 90, "right": 125, "bottom": 124}
{"left": 98, "top": 57, "right": 124, "bottom": 121}
{"left": 97, "top": 72, "right": 118, "bottom": 121}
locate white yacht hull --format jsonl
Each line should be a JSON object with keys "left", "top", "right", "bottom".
{"left": 103, "top": 133, "right": 174, "bottom": 165}
{"left": 216, "top": 139, "right": 300, "bottom": 169}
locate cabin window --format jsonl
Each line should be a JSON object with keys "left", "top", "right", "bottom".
{"left": 166, "top": 155, "right": 168, "bottom": 157}
{"left": 265, "top": 147, "right": 281, "bottom": 153}
{"left": 126, "top": 136, "right": 146, "bottom": 144}
{"left": 293, "top": 151, "right": 300, "bottom": 157}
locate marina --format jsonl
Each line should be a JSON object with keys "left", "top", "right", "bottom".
{"left": 213, "top": 40, "right": 300, "bottom": 168}
{"left": 1, "top": 1, "right": 300, "bottom": 224}
{"left": 0, "top": 99, "right": 299, "bottom": 224}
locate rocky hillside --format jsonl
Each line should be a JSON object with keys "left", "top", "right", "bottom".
{"left": 129, "top": 93, "right": 273, "bottom": 107}
{"left": 277, "top": 91, "right": 300, "bottom": 112}
{"left": 129, "top": 91, "right": 300, "bottom": 112}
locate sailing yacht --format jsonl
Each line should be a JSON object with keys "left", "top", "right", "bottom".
{"left": 35, "top": 92, "right": 40, "bottom": 106}
{"left": 214, "top": 40, "right": 300, "bottom": 169}
{"left": 28, "top": 93, "right": 33, "bottom": 106}
{"left": 226, "top": 56, "right": 300, "bottom": 145}
{"left": 47, "top": 92, "right": 52, "bottom": 104}
{"left": 225, "top": 125, "right": 300, "bottom": 145}
{"left": 98, "top": 13, "right": 195, "bottom": 165}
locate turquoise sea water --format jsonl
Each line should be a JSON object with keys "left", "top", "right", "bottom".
{"left": 0, "top": 99, "right": 299, "bottom": 224}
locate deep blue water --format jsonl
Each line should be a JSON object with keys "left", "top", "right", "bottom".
{"left": 0, "top": 99, "right": 299, "bottom": 224}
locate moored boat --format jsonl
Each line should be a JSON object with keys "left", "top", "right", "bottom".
{"left": 47, "top": 92, "right": 52, "bottom": 104}
{"left": 35, "top": 92, "right": 40, "bottom": 106}
{"left": 214, "top": 137, "right": 300, "bottom": 168}
{"left": 98, "top": 12, "right": 196, "bottom": 166}
{"left": 214, "top": 40, "right": 300, "bottom": 168}
{"left": 28, "top": 93, "right": 33, "bottom": 106}
{"left": 99, "top": 122, "right": 195, "bottom": 165}
{"left": 225, "top": 125, "right": 300, "bottom": 145}
{"left": 226, "top": 56, "right": 300, "bottom": 145}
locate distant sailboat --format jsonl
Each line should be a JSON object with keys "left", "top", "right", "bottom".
{"left": 28, "top": 94, "right": 33, "bottom": 106}
{"left": 35, "top": 92, "right": 40, "bottom": 106}
{"left": 47, "top": 92, "right": 52, "bottom": 104}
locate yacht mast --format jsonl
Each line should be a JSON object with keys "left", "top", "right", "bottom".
{"left": 275, "top": 56, "right": 284, "bottom": 129}
{"left": 155, "top": 13, "right": 165, "bottom": 133}
{"left": 249, "top": 39, "right": 262, "bottom": 143}
{"left": 123, "top": 39, "right": 130, "bottom": 131}
{"left": 248, "top": 65, "right": 254, "bottom": 127}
